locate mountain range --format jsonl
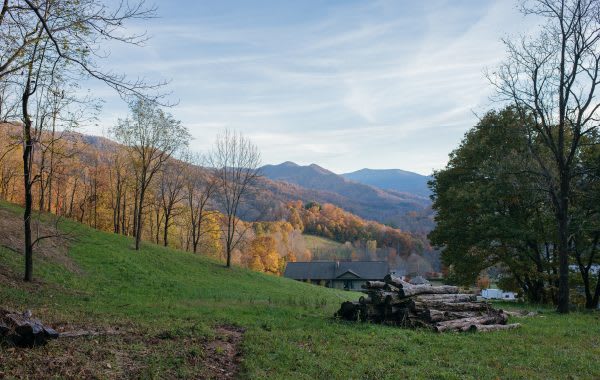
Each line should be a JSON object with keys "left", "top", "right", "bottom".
{"left": 76, "top": 133, "right": 434, "bottom": 234}
{"left": 258, "top": 162, "right": 433, "bottom": 234}
{"left": 342, "top": 168, "right": 432, "bottom": 197}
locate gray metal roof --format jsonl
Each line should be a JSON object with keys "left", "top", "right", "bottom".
{"left": 283, "top": 261, "right": 389, "bottom": 280}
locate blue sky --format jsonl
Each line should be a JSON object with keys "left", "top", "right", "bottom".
{"left": 90, "top": 0, "right": 534, "bottom": 175}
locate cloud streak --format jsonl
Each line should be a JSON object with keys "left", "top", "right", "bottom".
{"left": 85, "top": 0, "right": 533, "bottom": 175}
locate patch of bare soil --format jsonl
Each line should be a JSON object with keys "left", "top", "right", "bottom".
{"left": 0, "top": 208, "right": 81, "bottom": 274}
{"left": 201, "top": 324, "right": 245, "bottom": 379}
{"left": 0, "top": 323, "right": 245, "bottom": 379}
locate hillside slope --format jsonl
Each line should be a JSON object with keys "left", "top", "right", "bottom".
{"left": 0, "top": 202, "right": 597, "bottom": 379}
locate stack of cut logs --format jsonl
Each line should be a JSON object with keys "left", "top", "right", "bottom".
{"left": 335, "top": 275, "right": 520, "bottom": 333}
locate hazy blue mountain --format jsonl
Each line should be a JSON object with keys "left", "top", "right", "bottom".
{"left": 341, "top": 168, "right": 432, "bottom": 197}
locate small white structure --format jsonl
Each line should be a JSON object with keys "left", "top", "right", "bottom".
{"left": 481, "top": 288, "right": 516, "bottom": 301}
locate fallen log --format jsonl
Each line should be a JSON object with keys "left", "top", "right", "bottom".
{"left": 0, "top": 309, "right": 59, "bottom": 347}
{"left": 434, "top": 313, "right": 508, "bottom": 333}
{"left": 370, "top": 291, "right": 403, "bottom": 305}
{"left": 443, "top": 311, "right": 483, "bottom": 320}
{"left": 362, "top": 281, "right": 386, "bottom": 289}
{"left": 412, "top": 301, "right": 490, "bottom": 312}
{"left": 384, "top": 293, "right": 406, "bottom": 305}
{"left": 418, "top": 309, "right": 449, "bottom": 323}
{"left": 383, "top": 274, "right": 412, "bottom": 288}
{"left": 399, "top": 285, "right": 460, "bottom": 298}
{"left": 463, "top": 323, "right": 521, "bottom": 332}
{"left": 414, "top": 294, "right": 476, "bottom": 303}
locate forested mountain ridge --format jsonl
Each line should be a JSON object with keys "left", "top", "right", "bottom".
{"left": 56, "top": 138, "right": 434, "bottom": 234}
{"left": 342, "top": 168, "right": 432, "bottom": 197}
{"left": 260, "top": 162, "right": 434, "bottom": 233}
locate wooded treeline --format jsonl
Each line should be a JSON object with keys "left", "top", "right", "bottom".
{"left": 0, "top": 118, "right": 434, "bottom": 276}
{"left": 430, "top": 107, "right": 600, "bottom": 309}
{"left": 283, "top": 201, "right": 439, "bottom": 270}
{"left": 0, "top": 121, "right": 318, "bottom": 275}
{"left": 431, "top": 0, "right": 600, "bottom": 312}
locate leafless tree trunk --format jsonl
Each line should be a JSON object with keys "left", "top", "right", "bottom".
{"left": 21, "top": 54, "right": 35, "bottom": 282}
{"left": 108, "top": 153, "right": 128, "bottom": 234}
{"left": 159, "top": 160, "right": 186, "bottom": 247}
{"left": 184, "top": 162, "right": 218, "bottom": 254}
{"left": 209, "top": 130, "right": 261, "bottom": 267}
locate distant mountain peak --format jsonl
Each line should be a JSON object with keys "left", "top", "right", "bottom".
{"left": 279, "top": 161, "right": 299, "bottom": 167}
{"left": 341, "top": 168, "right": 432, "bottom": 197}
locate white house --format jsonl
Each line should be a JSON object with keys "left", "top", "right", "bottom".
{"left": 481, "top": 288, "right": 517, "bottom": 301}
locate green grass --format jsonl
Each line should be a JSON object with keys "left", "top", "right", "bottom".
{"left": 303, "top": 234, "right": 345, "bottom": 252}
{"left": 1, "top": 202, "right": 599, "bottom": 379}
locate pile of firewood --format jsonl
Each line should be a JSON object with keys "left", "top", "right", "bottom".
{"left": 0, "top": 308, "right": 59, "bottom": 347}
{"left": 335, "top": 275, "right": 520, "bottom": 333}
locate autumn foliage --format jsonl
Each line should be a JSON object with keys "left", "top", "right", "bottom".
{"left": 0, "top": 124, "right": 435, "bottom": 276}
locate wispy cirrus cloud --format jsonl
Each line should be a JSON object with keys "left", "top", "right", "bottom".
{"left": 86, "top": 0, "right": 534, "bottom": 175}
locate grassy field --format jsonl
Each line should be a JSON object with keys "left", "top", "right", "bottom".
{"left": 303, "top": 234, "right": 345, "bottom": 251}
{"left": 303, "top": 234, "right": 353, "bottom": 261}
{"left": 0, "top": 202, "right": 599, "bottom": 379}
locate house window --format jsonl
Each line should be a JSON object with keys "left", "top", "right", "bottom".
{"left": 343, "top": 280, "right": 353, "bottom": 290}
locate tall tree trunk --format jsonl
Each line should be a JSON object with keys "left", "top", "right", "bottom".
{"left": 226, "top": 216, "right": 233, "bottom": 267}
{"left": 113, "top": 186, "right": 121, "bottom": 234}
{"left": 155, "top": 207, "right": 160, "bottom": 244}
{"left": 135, "top": 184, "right": 146, "bottom": 250}
{"left": 68, "top": 178, "right": 77, "bottom": 217}
{"left": 226, "top": 241, "right": 231, "bottom": 267}
{"left": 163, "top": 211, "right": 170, "bottom": 247}
{"left": 556, "top": 175, "right": 570, "bottom": 313}
{"left": 191, "top": 219, "right": 198, "bottom": 253}
{"left": 93, "top": 173, "right": 98, "bottom": 229}
{"left": 54, "top": 172, "right": 60, "bottom": 215}
{"left": 591, "top": 275, "right": 600, "bottom": 309}
{"left": 22, "top": 72, "right": 33, "bottom": 282}
{"left": 122, "top": 190, "right": 127, "bottom": 235}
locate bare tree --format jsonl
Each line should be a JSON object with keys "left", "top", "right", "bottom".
{"left": 159, "top": 159, "right": 187, "bottom": 247}
{"left": 209, "top": 130, "right": 261, "bottom": 267}
{"left": 112, "top": 99, "right": 190, "bottom": 250}
{"left": 1, "top": 0, "right": 164, "bottom": 281}
{"left": 108, "top": 151, "right": 130, "bottom": 234}
{"left": 20, "top": 32, "right": 40, "bottom": 282}
{"left": 491, "top": 0, "right": 600, "bottom": 312}
{"left": 184, "top": 155, "right": 218, "bottom": 254}
{"left": 1, "top": 0, "right": 164, "bottom": 99}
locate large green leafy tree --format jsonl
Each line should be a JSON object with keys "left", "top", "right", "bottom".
{"left": 429, "top": 108, "right": 558, "bottom": 303}
{"left": 570, "top": 132, "right": 600, "bottom": 308}
{"left": 492, "top": 0, "right": 600, "bottom": 313}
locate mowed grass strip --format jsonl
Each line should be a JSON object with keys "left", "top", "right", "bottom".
{"left": 0, "top": 202, "right": 598, "bottom": 379}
